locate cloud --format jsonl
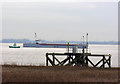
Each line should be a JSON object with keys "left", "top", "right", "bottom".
{"left": 2, "top": 2, "right": 118, "bottom": 41}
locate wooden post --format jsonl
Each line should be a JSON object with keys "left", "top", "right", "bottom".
{"left": 87, "top": 58, "right": 95, "bottom": 67}
{"left": 86, "top": 33, "right": 88, "bottom": 53}
{"left": 86, "top": 56, "right": 88, "bottom": 66}
{"left": 46, "top": 53, "right": 48, "bottom": 66}
{"left": 82, "top": 47, "right": 85, "bottom": 66}
{"left": 109, "top": 54, "right": 111, "bottom": 68}
{"left": 67, "top": 42, "right": 70, "bottom": 63}
{"left": 95, "top": 58, "right": 103, "bottom": 67}
{"left": 68, "top": 42, "right": 69, "bottom": 53}
{"left": 69, "top": 55, "right": 71, "bottom": 63}
{"left": 103, "top": 55, "right": 105, "bottom": 68}
{"left": 53, "top": 53, "right": 55, "bottom": 66}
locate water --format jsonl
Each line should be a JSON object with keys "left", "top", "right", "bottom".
{"left": 0, "top": 43, "right": 118, "bottom": 67}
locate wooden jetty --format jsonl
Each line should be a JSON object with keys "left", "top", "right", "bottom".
{"left": 46, "top": 33, "right": 111, "bottom": 68}
{"left": 46, "top": 52, "right": 111, "bottom": 68}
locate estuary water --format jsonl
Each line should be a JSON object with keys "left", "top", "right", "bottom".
{"left": 0, "top": 43, "right": 118, "bottom": 67}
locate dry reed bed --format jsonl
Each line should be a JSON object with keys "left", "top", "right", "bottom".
{"left": 2, "top": 65, "right": 119, "bottom": 82}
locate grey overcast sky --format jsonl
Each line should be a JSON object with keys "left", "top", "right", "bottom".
{"left": 2, "top": 2, "right": 118, "bottom": 41}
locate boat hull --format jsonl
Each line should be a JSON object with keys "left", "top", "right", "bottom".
{"left": 9, "top": 46, "right": 20, "bottom": 48}
{"left": 23, "top": 43, "right": 88, "bottom": 48}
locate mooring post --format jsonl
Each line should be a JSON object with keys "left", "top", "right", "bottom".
{"left": 46, "top": 53, "right": 48, "bottom": 66}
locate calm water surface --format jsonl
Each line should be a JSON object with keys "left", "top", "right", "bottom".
{"left": 0, "top": 43, "right": 118, "bottom": 67}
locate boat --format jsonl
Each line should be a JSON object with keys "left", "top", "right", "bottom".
{"left": 23, "top": 33, "right": 88, "bottom": 48}
{"left": 9, "top": 43, "right": 20, "bottom": 48}
{"left": 23, "top": 42, "right": 87, "bottom": 48}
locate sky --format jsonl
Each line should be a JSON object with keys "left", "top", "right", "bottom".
{"left": 1, "top": 1, "right": 118, "bottom": 41}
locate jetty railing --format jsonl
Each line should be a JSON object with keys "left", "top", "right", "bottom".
{"left": 46, "top": 53, "right": 111, "bottom": 68}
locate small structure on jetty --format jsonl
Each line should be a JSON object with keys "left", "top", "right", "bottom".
{"left": 46, "top": 33, "right": 111, "bottom": 68}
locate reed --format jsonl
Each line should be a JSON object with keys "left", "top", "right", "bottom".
{"left": 2, "top": 65, "right": 119, "bottom": 82}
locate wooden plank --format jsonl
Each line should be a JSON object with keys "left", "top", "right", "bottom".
{"left": 109, "top": 56, "right": 111, "bottom": 68}
{"left": 47, "top": 53, "right": 65, "bottom": 55}
{"left": 65, "top": 53, "right": 91, "bottom": 56}
{"left": 52, "top": 54, "right": 55, "bottom": 66}
{"left": 108, "top": 54, "right": 111, "bottom": 68}
{"left": 47, "top": 53, "right": 110, "bottom": 57}
{"left": 47, "top": 53, "right": 91, "bottom": 56}
{"left": 85, "top": 56, "right": 88, "bottom": 66}
{"left": 94, "top": 59, "right": 103, "bottom": 67}
{"left": 87, "top": 58, "right": 95, "bottom": 67}
{"left": 103, "top": 56, "right": 105, "bottom": 68}
{"left": 100, "top": 64, "right": 103, "bottom": 68}
{"left": 60, "top": 57, "right": 70, "bottom": 65}
{"left": 47, "top": 56, "right": 54, "bottom": 66}
{"left": 69, "top": 55, "right": 71, "bottom": 63}
{"left": 54, "top": 56, "right": 61, "bottom": 64}
{"left": 65, "top": 58, "right": 77, "bottom": 66}
{"left": 99, "top": 58, "right": 105, "bottom": 68}
{"left": 104, "top": 58, "right": 110, "bottom": 66}
{"left": 89, "top": 54, "right": 110, "bottom": 56}
{"left": 46, "top": 53, "right": 48, "bottom": 66}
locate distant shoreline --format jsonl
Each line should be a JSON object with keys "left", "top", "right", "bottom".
{"left": 1, "top": 43, "right": 118, "bottom": 45}
{"left": 0, "top": 39, "right": 118, "bottom": 45}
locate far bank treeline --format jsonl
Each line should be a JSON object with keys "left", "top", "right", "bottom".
{"left": 0, "top": 39, "right": 118, "bottom": 45}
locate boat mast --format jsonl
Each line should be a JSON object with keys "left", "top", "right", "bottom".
{"left": 35, "top": 33, "right": 37, "bottom": 43}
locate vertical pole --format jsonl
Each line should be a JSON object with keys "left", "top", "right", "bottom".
{"left": 82, "top": 36, "right": 85, "bottom": 54}
{"left": 46, "top": 53, "right": 48, "bottom": 66}
{"left": 82, "top": 47, "right": 85, "bottom": 54}
{"left": 103, "top": 55, "right": 105, "bottom": 68}
{"left": 86, "top": 56, "right": 88, "bottom": 66}
{"left": 82, "top": 36, "right": 84, "bottom": 66}
{"left": 68, "top": 42, "right": 69, "bottom": 53}
{"left": 109, "top": 54, "right": 111, "bottom": 68}
{"left": 69, "top": 55, "right": 71, "bottom": 63}
{"left": 82, "top": 47, "right": 85, "bottom": 66}
{"left": 83, "top": 36, "right": 84, "bottom": 47}
{"left": 67, "top": 42, "right": 70, "bottom": 64}
{"left": 53, "top": 53, "right": 55, "bottom": 66}
{"left": 86, "top": 33, "right": 88, "bottom": 53}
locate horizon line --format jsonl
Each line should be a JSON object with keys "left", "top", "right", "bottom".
{"left": 0, "top": 38, "right": 118, "bottom": 42}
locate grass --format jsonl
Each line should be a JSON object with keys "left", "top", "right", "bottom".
{"left": 2, "top": 65, "right": 119, "bottom": 82}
